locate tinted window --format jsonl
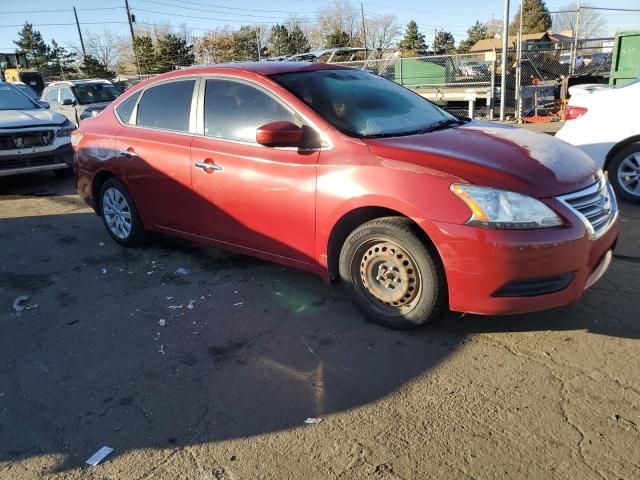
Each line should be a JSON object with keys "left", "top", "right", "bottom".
{"left": 204, "top": 79, "right": 295, "bottom": 142}
{"left": 137, "top": 80, "right": 195, "bottom": 132}
{"left": 72, "top": 83, "right": 120, "bottom": 104}
{"left": 115, "top": 91, "right": 141, "bottom": 124}
{"left": 45, "top": 88, "right": 59, "bottom": 103}
{"left": 60, "top": 88, "right": 74, "bottom": 103}
{"left": 273, "top": 69, "right": 453, "bottom": 138}
{"left": 0, "top": 84, "right": 39, "bottom": 110}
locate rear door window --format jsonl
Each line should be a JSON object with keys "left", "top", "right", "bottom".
{"left": 204, "top": 79, "right": 296, "bottom": 143}
{"left": 45, "top": 88, "right": 59, "bottom": 103}
{"left": 115, "top": 91, "right": 141, "bottom": 124}
{"left": 60, "top": 88, "right": 74, "bottom": 103}
{"left": 136, "top": 80, "right": 195, "bottom": 132}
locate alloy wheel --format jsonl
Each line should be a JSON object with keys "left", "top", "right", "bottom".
{"left": 102, "top": 187, "right": 132, "bottom": 239}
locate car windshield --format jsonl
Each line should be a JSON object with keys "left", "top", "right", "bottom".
{"left": 15, "top": 84, "right": 38, "bottom": 99}
{"left": 272, "top": 69, "right": 455, "bottom": 138}
{"left": 72, "top": 83, "right": 121, "bottom": 104}
{"left": 0, "top": 83, "right": 39, "bottom": 110}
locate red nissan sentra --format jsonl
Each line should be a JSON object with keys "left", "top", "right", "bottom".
{"left": 73, "top": 62, "right": 619, "bottom": 329}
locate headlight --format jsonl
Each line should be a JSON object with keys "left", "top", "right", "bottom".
{"left": 451, "top": 184, "right": 563, "bottom": 229}
{"left": 56, "top": 120, "right": 76, "bottom": 137}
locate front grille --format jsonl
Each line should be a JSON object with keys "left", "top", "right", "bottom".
{"left": 0, "top": 155, "right": 59, "bottom": 170}
{"left": 0, "top": 130, "right": 55, "bottom": 150}
{"left": 557, "top": 175, "right": 618, "bottom": 239}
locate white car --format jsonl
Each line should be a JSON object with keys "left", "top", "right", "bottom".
{"left": 555, "top": 78, "right": 640, "bottom": 203}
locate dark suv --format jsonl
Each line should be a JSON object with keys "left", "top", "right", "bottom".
{"left": 41, "top": 80, "right": 122, "bottom": 126}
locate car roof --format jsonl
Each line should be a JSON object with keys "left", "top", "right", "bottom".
{"left": 47, "top": 79, "right": 113, "bottom": 87}
{"left": 154, "top": 61, "right": 350, "bottom": 80}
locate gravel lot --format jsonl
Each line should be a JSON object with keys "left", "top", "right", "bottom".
{"left": 1, "top": 169, "right": 639, "bottom": 480}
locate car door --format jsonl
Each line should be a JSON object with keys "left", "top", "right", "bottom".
{"left": 58, "top": 87, "right": 79, "bottom": 125}
{"left": 114, "top": 78, "right": 201, "bottom": 233}
{"left": 190, "top": 77, "right": 319, "bottom": 265}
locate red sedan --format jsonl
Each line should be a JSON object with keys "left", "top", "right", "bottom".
{"left": 73, "top": 62, "right": 619, "bottom": 329}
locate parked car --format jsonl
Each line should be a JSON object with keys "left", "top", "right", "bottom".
{"left": 458, "top": 60, "right": 489, "bottom": 77}
{"left": 559, "top": 53, "right": 585, "bottom": 70}
{"left": 0, "top": 82, "right": 75, "bottom": 177}
{"left": 556, "top": 78, "right": 640, "bottom": 203}
{"left": 73, "top": 63, "right": 619, "bottom": 329}
{"left": 41, "top": 79, "right": 122, "bottom": 126}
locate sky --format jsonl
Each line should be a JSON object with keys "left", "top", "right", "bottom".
{"left": 2, "top": 0, "right": 640, "bottom": 52}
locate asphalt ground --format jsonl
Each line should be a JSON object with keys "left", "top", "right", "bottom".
{"left": 1, "top": 157, "right": 639, "bottom": 479}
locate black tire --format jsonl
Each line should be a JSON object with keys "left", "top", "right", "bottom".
{"left": 608, "top": 143, "right": 640, "bottom": 204}
{"left": 338, "top": 217, "right": 446, "bottom": 329}
{"left": 99, "top": 178, "right": 147, "bottom": 246}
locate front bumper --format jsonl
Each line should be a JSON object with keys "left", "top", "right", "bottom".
{"left": 0, "top": 142, "right": 73, "bottom": 177}
{"left": 424, "top": 210, "right": 620, "bottom": 316}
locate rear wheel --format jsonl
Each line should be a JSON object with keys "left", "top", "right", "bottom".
{"left": 99, "top": 178, "right": 147, "bottom": 246}
{"left": 339, "top": 217, "right": 446, "bottom": 329}
{"left": 609, "top": 143, "right": 640, "bottom": 203}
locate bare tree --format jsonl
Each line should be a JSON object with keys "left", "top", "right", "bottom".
{"left": 366, "top": 15, "right": 401, "bottom": 50}
{"left": 316, "top": 0, "right": 361, "bottom": 46}
{"left": 485, "top": 16, "right": 504, "bottom": 39}
{"left": 554, "top": 2, "right": 606, "bottom": 39}
{"left": 68, "top": 29, "right": 124, "bottom": 74}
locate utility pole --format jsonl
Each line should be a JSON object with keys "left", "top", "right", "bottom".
{"left": 256, "top": 28, "right": 261, "bottom": 61}
{"left": 73, "top": 7, "right": 86, "bottom": 58}
{"left": 499, "top": 0, "right": 510, "bottom": 121}
{"left": 515, "top": 0, "right": 523, "bottom": 122}
{"left": 124, "top": 0, "right": 142, "bottom": 76}
{"left": 571, "top": 1, "right": 581, "bottom": 75}
{"left": 360, "top": 3, "right": 368, "bottom": 51}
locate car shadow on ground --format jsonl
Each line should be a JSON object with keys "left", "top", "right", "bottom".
{"left": 0, "top": 211, "right": 638, "bottom": 473}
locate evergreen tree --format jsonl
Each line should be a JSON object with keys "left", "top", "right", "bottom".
{"left": 288, "top": 24, "right": 310, "bottom": 54}
{"left": 269, "top": 24, "right": 290, "bottom": 56}
{"left": 432, "top": 31, "right": 456, "bottom": 55}
{"left": 80, "top": 54, "right": 114, "bottom": 78}
{"left": 458, "top": 21, "right": 488, "bottom": 53}
{"left": 133, "top": 35, "right": 157, "bottom": 74}
{"left": 325, "top": 28, "right": 350, "bottom": 48}
{"left": 156, "top": 33, "right": 194, "bottom": 72}
{"left": 232, "top": 26, "right": 264, "bottom": 61}
{"left": 398, "top": 20, "right": 428, "bottom": 56}
{"left": 48, "top": 39, "right": 76, "bottom": 77}
{"left": 13, "top": 22, "right": 49, "bottom": 71}
{"left": 509, "top": 0, "right": 553, "bottom": 34}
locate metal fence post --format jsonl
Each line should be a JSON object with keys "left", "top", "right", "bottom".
{"left": 399, "top": 58, "right": 403, "bottom": 85}
{"left": 489, "top": 53, "right": 496, "bottom": 120}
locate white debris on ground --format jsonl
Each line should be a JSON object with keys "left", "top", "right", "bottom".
{"left": 12, "top": 295, "right": 38, "bottom": 313}
{"left": 85, "top": 446, "right": 114, "bottom": 466}
{"left": 175, "top": 267, "right": 189, "bottom": 275}
{"left": 158, "top": 319, "right": 166, "bottom": 327}
{"left": 304, "top": 417, "right": 323, "bottom": 425}
{"left": 187, "top": 300, "right": 195, "bottom": 310}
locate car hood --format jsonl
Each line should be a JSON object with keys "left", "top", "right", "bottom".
{"left": 364, "top": 121, "right": 599, "bottom": 198}
{"left": 0, "top": 108, "right": 67, "bottom": 129}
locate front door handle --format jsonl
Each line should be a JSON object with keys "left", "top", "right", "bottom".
{"left": 119, "top": 149, "right": 139, "bottom": 158}
{"left": 194, "top": 160, "right": 222, "bottom": 173}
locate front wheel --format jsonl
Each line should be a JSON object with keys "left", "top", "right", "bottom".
{"left": 339, "top": 217, "right": 447, "bottom": 329}
{"left": 99, "top": 178, "right": 147, "bottom": 246}
{"left": 609, "top": 143, "right": 640, "bottom": 203}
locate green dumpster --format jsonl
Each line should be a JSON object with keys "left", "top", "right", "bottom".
{"left": 610, "top": 30, "right": 640, "bottom": 86}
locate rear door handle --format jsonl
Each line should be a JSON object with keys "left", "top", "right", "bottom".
{"left": 119, "top": 149, "right": 139, "bottom": 158}
{"left": 194, "top": 160, "right": 222, "bottom": 172}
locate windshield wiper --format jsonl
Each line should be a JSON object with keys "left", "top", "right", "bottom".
{"left": 362, "top": 117, "right": 469, "bottom": 139}
{"left": 411, "top": 117, "right": 469, "bottom": 135}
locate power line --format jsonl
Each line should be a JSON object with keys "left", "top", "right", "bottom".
{"left": 137, "top": 0, "right": 315, "bottom": 15}
{"left": 4, "top": 7, "right": 126, "bottom": 14}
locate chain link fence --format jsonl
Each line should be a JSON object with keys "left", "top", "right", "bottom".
{"left": 335, "top": 42, "right": 613, "bottom": 121}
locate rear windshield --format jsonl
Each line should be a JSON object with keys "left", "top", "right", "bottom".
{"left": 0, "top": 84, "right": 39, "bottom": 110}
{"left": 272, "top": 69, "right": 453, "bottom": 138}
{"left": 72, "top": 83, "right": 121, "bottom": 104}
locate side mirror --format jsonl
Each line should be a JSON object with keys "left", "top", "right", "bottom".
{"left": 37, "top": 100, "right": 50, "bottom": 109}
{"left": 256, "top": 121, "right": 303, "bottom": 147}
{"left": 61, "top": 98, "right": 76, "bottom": 106}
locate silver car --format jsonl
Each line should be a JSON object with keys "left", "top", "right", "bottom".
{"left": 0, "top": 82, "right": 75, "bottom": 177}
{"left": 41, "top": 79, "right": 121, "bottom": 126}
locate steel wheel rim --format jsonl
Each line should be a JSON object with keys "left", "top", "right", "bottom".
{"left": 102, "top": 187, "right": 132, "bottom": 239}
{"left": 355, "top": 239, "right": 422, "bottom": 315}
{"left": 617, "top": 152, "right": 640, "bottom": 196}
